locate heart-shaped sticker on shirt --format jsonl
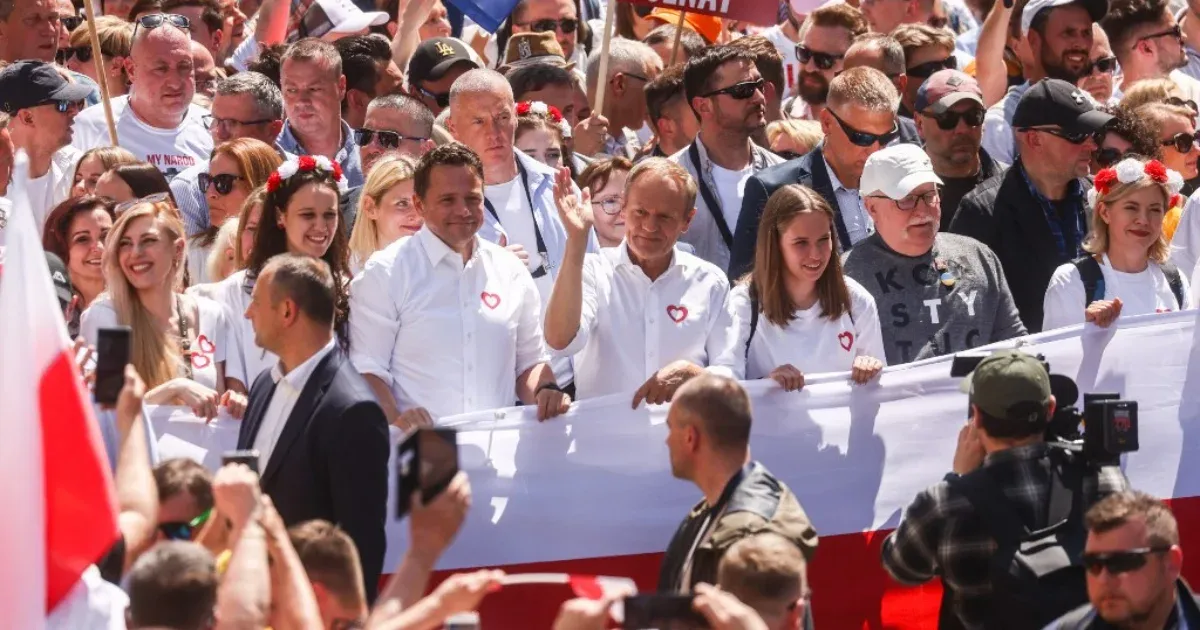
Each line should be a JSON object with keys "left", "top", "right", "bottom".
{"left": 667, "top": 305, "right": 688, "bottom": 323}
{"left": 481, "top": 292, "right": 501, "bottom": 309}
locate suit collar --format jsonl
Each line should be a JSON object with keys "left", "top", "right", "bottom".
{"left": 259, "top": 347, "right": 344, "bottom": 488}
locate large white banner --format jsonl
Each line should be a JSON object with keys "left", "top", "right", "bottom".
{"left": 149, "top": 310, "right": 1200, "bottom": 572}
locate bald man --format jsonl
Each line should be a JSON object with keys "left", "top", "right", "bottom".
{"left": 72, "top": 19, "right": 212, "bottom": 179}
{"left": 658, "top": 374, "right": 818, "bottom": 595}
{"left": 191, "top": 39, "right": 217, "bottom": 101}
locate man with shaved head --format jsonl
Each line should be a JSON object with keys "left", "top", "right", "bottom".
{"left": 190, "top": 39, "right": 217, "bottom": 100}
{"left": 718, "top": 533, "right": 811, "bottom": 630}
{"left": 658, "top": 374, "right": 818, "bottom": 596}
{"left": 278, "top": 38, "right": 363, "bottom": 188}
{"left": 72, "top": 16, "right": 211, "bottom": 179}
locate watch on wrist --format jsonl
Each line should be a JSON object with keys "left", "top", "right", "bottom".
{"left": 535, "top": 382, "right": 564, "bottom": 396}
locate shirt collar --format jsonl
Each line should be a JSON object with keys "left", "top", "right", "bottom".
{"left": 278, "top": 119, "right": 355, "bottom": 161}
{"left": 616, "top": 239, "right": 683, "bottom": 274}
{"left": 982, "top": 442, "right": 1048, "bottom": 466}
{"left": 270, "top": 336, "right": 336, "bottom": 388}
{"left": 1017, "top": 161, "right": 1084, "bottom": 203}
{"left": 416, "top": 225, "right": 478, "bottom": 268}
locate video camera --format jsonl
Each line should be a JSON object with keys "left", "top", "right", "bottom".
{"left": 951, "top": 351, "right": 1139, "bottom": 466}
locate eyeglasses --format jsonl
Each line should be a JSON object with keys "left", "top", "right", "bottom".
{"left": 591, "top": 195, "right": 623, "bottom": 215}
{"left": 199, "top": 173, "right": 245, "bottom": 195}
{"left": 133, "top": 13, "right": 190, "bottom": 36}
{"left": 60, "top": 15, "right": 83, "bottom": 31}
{"left": 1162, "top": 131, "right": 1199, "bottom": 153}
{"left": 201, "top": 114, "right": 276, "bottom": 131}
{"left": 702, "top": 79, "right": 765, "bottom": 100}
{"left": 519, "top": 18, "right": 578, "bottom": 34}
{"left": 871, "top": 190, "right": 940, "bottom": 211}
{"left": 415, "top": 85, "right": 450, "bottom": 109}
{"left": 157, "top": 507, "right": 213, "bottom": 541}
{"left": 1136, "top": 24, "right": 1182, "bottom": 45}
{"left": 927, "top": 15, "right": 948, "bottom": 28}
{"left": 114, "top": 192, "right": 172, "bottom": 215}
{"left": 355, "top": 128, "right": 427, "bottom": 149}
{"left": 1166, "top": 96, "right": 1200, "bottom": 115}
{"left": 1023, "top": 126, "right": 1100, "bottom": 145}
{"left": 1086, "top": 55, "right": 1118, "bottom": 75}
{"left": 53, "top": 99, "right": 84, "bottom": 113}
{"left": 1094, "top": 146, "right": 1128, "bottom": 168}
{"left": 1081, "top": 547, "right": 1171, "bottom": 576}
{"left": 906, "top": 56, "right": 957, "bottom": 79}
{"left": 925, "top": 107, "right": 985, "bottom": 130}
{"left": 828, "top": 108, "right": 899, "bottom": 147}
{"left": 60, "top": 46, "right": 100, "bottom": 63}
{"left": 796, "top": 45, "right": 844, "bottom": 70}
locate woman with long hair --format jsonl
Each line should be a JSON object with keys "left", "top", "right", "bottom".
{"left": 42, "top": 195, "right": 117, "bottom": 336}
{"left": 348, "top": 154, "right": 420, "bottom": 273}
{"left": 732, "top": 185, "right": 886, "bottom": 390}
{"left": 1043, "top": 157, "right": 1194, "bottom": 331}
{"left": 217, "top": 156, "right": 351, "bottom": 392}
{"left": 95, "top": 162, "right": 174, "bottom": 206}
{"left": 189, "top": 138, "right": 282, "bottom": 284}
{"left": 81, "top": 201, "right": 245, "bottom": 418}
{"left": 235, "top": 187, "right": 267, "bottom": 268}
{"left": 72, "top": 146, "right": 138, "bottom": 197}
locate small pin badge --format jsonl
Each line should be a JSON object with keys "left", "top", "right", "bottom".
{"left": 940, "top": 271, "right": 956, "bottom": 287}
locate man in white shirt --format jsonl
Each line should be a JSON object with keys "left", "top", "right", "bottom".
{"left": 72, "top": 15, "right": 212, "bottom": 180}
{"left": 672, "top": 47, "right": 785, "bottom": 274}
{"left": 349, "top": 144, "right": 570, "bottom": 429}
{"left": 544, "top": 157, "right": 739, "bottom": 405}
{"left": 762, "top": 0, "right": 808, "bottom": 99}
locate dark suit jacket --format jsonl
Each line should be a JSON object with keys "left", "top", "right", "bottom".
{"left": 340, "top": 186, "right": 363, "bottom": 237}
{"left": 948, "top": 165, "right": 1092, "bottom": 334}
{"left": 237, "top": 345, "right": 390, "bottom": 601}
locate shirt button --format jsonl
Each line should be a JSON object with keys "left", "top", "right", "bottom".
{"left": 649, "top": 317, "right": 656, "bottom": 325}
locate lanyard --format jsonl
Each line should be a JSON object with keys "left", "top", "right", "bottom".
{"left": 688, "top": 143, "right": 736, "bottom": 249}
{"left": 484, "top": 158, "right": 549, "bottom": 278}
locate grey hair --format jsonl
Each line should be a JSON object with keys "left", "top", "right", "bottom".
{"left": 586, "top": 38, "right": 656, "bottom": 94}
{"left": 847, "top": 33, "right": 906, "bottom": 77}
{"left": 367, "top": 93, "right": 434, "bottom": 137}
{"left": 448, "top": 68, "right": 513, "bottom": 108}
{"left": 215, "top": 71, "right": 283, "bottom": 120}
{"left": 827, "top": 66, "right": 900, "bottom": 113}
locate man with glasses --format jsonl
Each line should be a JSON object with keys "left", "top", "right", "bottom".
{"left": 841, "top": 33, "right": 924, "bottom": 145}
{"left": 340, "top": 93, "right": 433, "bottom": 230}
{"left": 278, "top": 38, "right": 364, "bottom": 188}
{"left": 405, "top": 37, "right": 479, "bottom": 115}
{"left": 952, "top": 78, "right": 1112, "bottom": 333}
{"left": 1047, "top": 491, "right": 1198, "bottom": 630}
{"left": 730, "top": 67, "right": 898, "bottom": 280}
{"left": 580, "top": 37, "right": 660, "bottom": 159}
{"left": 914, "top": 70, "right": 1006, "bottom": 229}
{"left": 892, "top": 24, "right": 960, "bottom": 118}
{"left": 1102, "top": 0, "right": 1200, "bottom": 115}
{"left": 1078, "top": 24, "right": 1118, "bottom": 105}
{"left": 784, "top": 3, "right": 868, "bottom": 121}
{"left": 509, "top": 0, "right": 586, "bottom": 71}
{"left": 170, "top": 71, "right": 282, "bottom": 236}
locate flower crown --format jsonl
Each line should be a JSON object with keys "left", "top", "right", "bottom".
{"left": 516, "top": 100, "right": 572, "bottom": 139}
{"left": 267, "top": 155, "right": 347, "bottom": 194}
{"left": 1088, "top": 158, "right": 1185, "bottom": 208}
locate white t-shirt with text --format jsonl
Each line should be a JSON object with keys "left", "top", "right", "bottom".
{"left": 72, "top": 94, "right": 213, "bottom": 180}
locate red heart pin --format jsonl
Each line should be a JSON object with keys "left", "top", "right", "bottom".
{"left": 481, "top": 292, "right": 501, "bottom": 309}
{"left": 667, "top": 305, "right": 688, "bottom": 323}
{"left": 838, "top": 331, "right": 854, "bottom": 351}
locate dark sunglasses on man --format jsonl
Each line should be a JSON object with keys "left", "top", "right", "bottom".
{"left": 53, "top": 99, "right": 84, "bottom": 113}
{"left": 1162, "top": 131, "right": 1199, "bottom": 153}
{"left": 1093, "top": 146, "right": 1128, "bottom": 168}
{"left": 415, "top": 84, "right": 450, "bottom": 109}
{"left": 796, "top": 45, "right": 843, "bottom": 70}
{"left": 1085, "top": 55, "right": 1117, "bottom": 75}
{"left": 702, "top": 79, "right": 765, "bottom": 100}
{"left": 926, "top": 107, "right": 985, "bottom": 130}
{"left": 158, "top": 507, "right": 213, "bottom": 541}
{"left": 133, "top": 13, "right": 190, "bottom": 36}
{"left": 1081, "top": 547, "right": 1171, "bottom": 576}
{"left": 829, "top": 108, "right": 899, "bottom": 147}
{"left": 60, "top": 15, "right": 83, "bottom": 32}
{"left": 907, "top": 56, "right": 957, "bottom": 79}
{"left": 519, "top": 18, "right": 578, "bottom": 34}
{"left": 1022, "top": 126, "right": 1101, "bottom": 145}
{"left": 1166, "top": 96, "right": 1200, "bottom": 116}
{"left": 355, "top": 128, "right": 427, "bottom": 149}
{"left": 199, "top": 173, "right": 245, "bottom": 195}
{"left": 59, "top": 46, "right": 100, "bottom": 64}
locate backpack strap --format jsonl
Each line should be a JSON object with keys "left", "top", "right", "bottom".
{"left": 746, "top": 284, "right": 760, "bottom": 359}
{"left": 1161, "top": 262, "right": 1186, "bottom": 310}
{"left": 1072, "top": 255, "right": 1106, "bottom": 308}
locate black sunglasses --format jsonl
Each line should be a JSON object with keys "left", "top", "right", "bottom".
{"left": 53, "top": 99, "right": 84, "bottom": 113}
{"left": 133, "top": 13, "right": 190, "bottom": 36}
{"left": 60, "top": 15, "right": 83, "bottom": 31}
{"left": 520, "top": 18, "right": 578, "bottom": 34}
{"left": 702, "top": 79, "right": 766, "bottom": 100}
{"left": 60, "top": 46, "right": 109, "bottom": 64}
{"left": 1136, "top": 24, "right": 1182, "bottom": 45}
{"left": 201, "top": 114, "right": 275, "bottom": 130}
{"left": 796, "top": 45, "right": 844, "bottom": 70}
{"left": 907, "top": 56, "right": 957, "bottom": 79}
{"left": 1094, "top": 146, "right": 1127, "bottom": 168}
{"left": 198, "top": 173, "right": 245, "bottom": 195}
{"left": 633, "top": 4, "right": 653, "bottom": 17}
{"left": 1024, "top": 126, "right": 1100, "bottom": 145}
{"left": 158, "top": 521, "right": 195, "bottom": 540}
{"left": 829, "top": 108, "right": 899, "bottom": 147}
{"left": 1166, "top": 96, "right": 1200, "bottom": 115}
{"left": 415, "top": 85, "right": 450, "bottom": 109}
{"left": 355, "top": 128, "right": 426, "bottom": 149}
{"left": 1086, "top": 55, "right": 1118, "bottom": 75}
{"left": 926, "top": 107, "right": 985, "bottom": 130}
{"left": 1162, "top": 131, "right": 1199, "bottom": 153}
{"left": 1081, "top": 547, "right": 1171, "bottom": 576}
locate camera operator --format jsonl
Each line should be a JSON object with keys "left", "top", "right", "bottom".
{"left": 881, "top": 350, "right": 1129, "bottom": 630}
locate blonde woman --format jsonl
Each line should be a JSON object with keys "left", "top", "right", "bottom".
{"left": 81, "top": 201, "right": 246, "bottom": 419}
{"left": 1043, "top": 157, "right": 1194, "bottom": 331}
{"left": 348, "top": 154, "right": 420, "bottom": 273}
{"left": 766, "top": 120, "right": 824, "bottom": 158}
{"left": 72, "top": 146, "right": 138, "bottom": 197}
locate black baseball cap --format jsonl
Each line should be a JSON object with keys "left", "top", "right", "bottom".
{"left": 1012, "top": 78, "right": 1113, "bottom": 135}
{"left": 0, "top": 61, "right": 95, "bottom": 114}
{"left": 407, "top": 38, "right": 479, "bottom": 87}
{"left": 45, "top": 252, "right": 74, "bottom": 310}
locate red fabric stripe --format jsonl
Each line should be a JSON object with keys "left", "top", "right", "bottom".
{"left": 39, "top": 350, "right": 119, "bottom": 612}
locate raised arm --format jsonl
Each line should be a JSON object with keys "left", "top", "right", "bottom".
{"left": 259, "top": 496, "right": 324, "bottom": 630}
{"left": 212, "top": 464, "right": 270, "bottom": 630}
{"left": 544, "top": 167, "right": 594, "bottom": 351}
{"left": 113, "top": 365, "right": 159, "bottom": 572}
{"left": 974, "top": 0, "right": 1015, "bottom": 107}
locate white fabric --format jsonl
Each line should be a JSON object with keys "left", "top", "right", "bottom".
{"left": 80, "top": 294, "right": 229, "bottom": 391}
{"left": 485, "top": 173, "right": 548, "bottom": 295}
{"left": 348, "top": 227, "right": 549, "bottom": 422}
{"left": 252, "top": 336, "right": 337, "bottom": 470}
{"left": 980, "top": 82, "right": 1029, "bottom": 165}
{"left": 72, "top": 94, "right": 213, "bottom": 180}
{"left": 186, "top": 240, "right": 211, "bottom": 286}
{"left": 823, "top": 159, "right": 874, "bottom": 245}
{"left": 1171, "top": 187, "right": 1200, "bottom": 274}
{"left": 1042, "top": 255, "right": 1194, "bottom": 332}
{"left": 215, "top": 269, "right": 278, "bottom": 389}
{"left": 45, "top": 566, "right": 128, "bottom": 630}
{"left": 763, "top": 24, "right": 800, "bottom": 98}
{"left": 709, "top": 162, "right": 754, "bottom": 237}
{"left": 552, "top": 242, "right": 739, "bottom": 400}
{"left": 0, "top": 146, "right": 80, "bottom": 240}
{"left": 728, "top": 278, "right": 887, "bottom": 380}
{"left": 229, "top": 32, "right": 258, "bottom": 73}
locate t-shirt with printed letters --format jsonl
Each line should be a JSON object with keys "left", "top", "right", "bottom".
{"left": 71, "top": 95, "right": 212, "bottom": 181}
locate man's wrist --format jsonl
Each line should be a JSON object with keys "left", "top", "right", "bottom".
{"left": 535, "top": 382, "right": 565, "bottom": 397}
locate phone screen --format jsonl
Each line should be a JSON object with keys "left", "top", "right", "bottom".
{"left": 395, "top": 428, "right": 458, "bottom": 519}
{"left": 222, "top": 450, "right": 260, "bottom": 474}
{"left": 94, "top": 326, "right": 131, "bottom": 405}
{"left": 622, "top": 595, "right": 709, "bottom": 629}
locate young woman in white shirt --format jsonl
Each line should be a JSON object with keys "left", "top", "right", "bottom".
{"left": 1043, "top": 157, "right": 1194, "bottom": 332}
{"left": 80, "top": 201, "right": 246, "bottom": 419}
{"left": 731, "top": 184, "right": 887, "bottom": 390}
{"left": 348, "top": 154, "right": 421, "bottom": 274}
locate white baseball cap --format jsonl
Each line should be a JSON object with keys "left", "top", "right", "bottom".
{"left": 1020, "top": 0, "right": 1107, "bottom": 37}
{"left": 860, "top": 145, "right": 944, "bottom": 200}
{"left": 309, "top": 0, "right": 388, "bottom": 37}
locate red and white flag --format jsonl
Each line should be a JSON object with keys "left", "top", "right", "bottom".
{"left": 0, "top": 152, "right": 119, "bottom": 626}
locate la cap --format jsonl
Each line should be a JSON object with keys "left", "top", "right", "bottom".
{"left": 501, "top": 32, "right": 574, "bottom": 71}
{"left": 960, "top": 350, "right": 1052, "bottom": 421}
{"left": 914, "top": 70, "right": 983, "bottom": 115}
{"left": 1012, "top": 78, "right": 1114, "bottom": 135}
{"left": 1021, "top": 0, "right": 1107, "bottom": 37}
{"left": 860, "top": 144, "right": 944, "bottom": 200}
{"left": 408, "top": 37, "right": 480, "bottom": 87}
{"left": 0, "top": 61, "right": 95, "bottom": 114}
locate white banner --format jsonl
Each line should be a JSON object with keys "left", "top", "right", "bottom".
{"left": 149, "top": 311, "right": 1200, "bottom": 572}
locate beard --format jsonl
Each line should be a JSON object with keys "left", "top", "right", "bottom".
{"left": 798, "top": 70, "right": 830, "bottom": 105}
{"left": 1042, "top": 46, "right": 1090, "bottom": 82}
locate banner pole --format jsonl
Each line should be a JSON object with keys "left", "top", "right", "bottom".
{"left": 81, "top": 0, "right": 119, "bottom": 146}
{"left": 592, "top": 0, "right": 617, "bottom": 117}
{"left": 668, "top": 10, "right": 687, "bottom": 66}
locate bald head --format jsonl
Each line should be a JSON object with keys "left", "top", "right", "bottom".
{"left": 672, "top": 374, "right": 752, "bottom": 452}
{"left": 127, "top": 22, "right": 195, "bottom": 123}
{"left": 131, "top": 22, "right": 192, "bottom": 58}
{"left": 447, "top": 68, "right": 516, "bottom": 168}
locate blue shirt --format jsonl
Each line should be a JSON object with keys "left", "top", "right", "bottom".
{"left": 276, "top": 119, "right": 364, "bottom": 189}
{"left": 1018, "top": 161, "right": 1086, "bottom": 261}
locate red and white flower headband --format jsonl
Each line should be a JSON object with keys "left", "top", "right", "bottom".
{"left": 516, "top": 100, "right": 572, "bottom": 139}
{"left": 1088, "top": 158, "right": 1184, "bottom": 208}
{"left": 267, "top": 155, "right": 347, "bottom": 194}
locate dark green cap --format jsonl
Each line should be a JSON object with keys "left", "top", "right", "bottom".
{"left": 960, "top": 350, "right": 1051, "bottom": 420}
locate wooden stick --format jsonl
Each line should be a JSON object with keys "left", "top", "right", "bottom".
{"left": 668, "top": 10, "right": 687, "bottom": 67}
{"left": 81, "top": 0, "right": 119, "bottom": 146}
{"left": 592, "top": 0, "right": 617, "bottom": 117}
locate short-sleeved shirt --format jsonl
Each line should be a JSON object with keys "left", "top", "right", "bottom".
{"left": 72, "top": 95, "right": 212, "bottom": 180}
{"left": 1042, "top": 255, "right": 1194, "bottom": 332}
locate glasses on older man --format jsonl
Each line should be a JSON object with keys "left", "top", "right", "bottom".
{"left": 870, "top": 190, "right": 940, "bottom": 211}
{"left": 355, "top": 128, "right": 427, "bottom": 149}
{"left": 519, "top": 18, "right": 578, "bottom": 33}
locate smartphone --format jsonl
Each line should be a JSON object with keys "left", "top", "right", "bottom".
{"left": 395, "top": 428, "right": 458, "bottom": 519}
{"left": 94, "top": 326, "right": 131, "bottom": 405}
{"left": 222, "top": 450, "right": 260, "bottom": 474}
{"left": 622, "top": 594, "right": 709, "bottom": 629}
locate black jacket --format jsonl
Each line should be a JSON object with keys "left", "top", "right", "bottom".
{"left": 948, "top": 165, "right": 1092, "bottom": 333}
{"left": 237, "top": 346, "right": 390, "bottom": 601}
{"left": 1046, "top": 580, "right": 1200, "bottom": 629}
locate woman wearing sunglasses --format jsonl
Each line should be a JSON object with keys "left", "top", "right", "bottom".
{"left": 42, "top": 196, "right": 118, "bottom": 336}
{"left": 81, "top": 200, "right": 246, "bottom": 419}
{"left": 1090, "top": 105, "right": 1161, "bottom": 175}
{"left": 577, "top": 156, "right": 631, "bottom": 248}
{"left": 72, "top": 146, "right": 138, "bottom": 197}
{"left": 730, "top": 185, "right": 886, "bottom": 390}
{"left": 348, "top": 155, "right": 421, "bottom": 274}
{"left": 1043, "top": 157, "right": 1194, "bottom": 332}
{"left": 1136, "top": 102, "right": 1199, "bottom": 240}
{"left": 95, "top": 161, "right": 174, "bottom": 207}
{"left": 65, "top": 16, "right": 132, "bottom": 98}
{"left": 188, "top": 138, "right": 282, "bottom": 284}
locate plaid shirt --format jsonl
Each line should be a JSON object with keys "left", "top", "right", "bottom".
{"left": 881, "top": 443, "right": 1129, "bottom": 629}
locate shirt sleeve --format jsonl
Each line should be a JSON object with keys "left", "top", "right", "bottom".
{"left": 553, "top": 254, "right": 601, "bottom": 357}
{"left": 704, "top": 275, "right": 739, "bottom": 379}
{"left": 79, "top": 301, "right": 119, "bottom": 347}
{"left": 1042, "top": 263, "right": 1087, "bottom": 332}
{"left": 228, "top": 33, "right": 259, "bottom": 73}
{"left": 171, "top": 174, "right": 208, "bottom": 237}
{"left": 724, "top": 284, "right": 752, "bottom": 381}
{"left": 347, "top": 256, "right": 400, "bottom": 386}
{"left": 513, "top": 265, "right": 551, "bottom": 377}
{"left": 852, "top": 285, "right": 888, "bottom": 366}
{"left": 203, "top": 298, "right": 227, "bottom": 365}
{"left": 1170, "top": 193, "right": 1200, "bottom": 275}
{"left": 881, "top": 486, "right": 944, "bottom": 585}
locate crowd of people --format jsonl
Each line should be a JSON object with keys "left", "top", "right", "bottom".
{"left": 3, "top": 0, "right": 1200, "bottom": 625}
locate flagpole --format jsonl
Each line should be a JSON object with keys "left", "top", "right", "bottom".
{"left": 668, "top": 10, "right": 687, "bottom": 66}
{"left": 81, "top": 0, "right": 119, "bottom": 146}
{"left": 592, "top": 0, "right": 617, "bottom": 117}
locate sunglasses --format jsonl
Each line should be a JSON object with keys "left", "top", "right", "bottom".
{"left": 591, "top": 195, "right": 623, "bottom": 215}
{"left": 1025, "top": 127, "right": 1100, "bottom": 145}
{"left": 1094, "top": 146, "right": 1127, "bottom": 168}
{"left": 114, "top": 192, "right": 172, "bottom": 215}
{"left": 53, "top": 99, "right": 84, "bottom": 113}
{"left": 1086, "top": 55, "right": 1118, "bottom": 75}
{"left": 133, "top": 13, "right": 190, "bottom": 36}
{"left": 702, "top": 79, "right": 766, "bottom": 100}
{"left": 871, "top": 190, "right": 940, "bottom": 211}
{"left": 907, "top": 56, "right": 957, "bottom": 79}
{"left": 1166, "top": 96, "right": 1200, "bottom": 115}
{"left": 415, "top": 85, "right": 450, "bottom": 109}
{"left": 519, "top": 18, "right": 578, "bottom": 34}
{"left": 355, "top": 128, "right": 427, "bottom": 149}
{"left": 199, "top": 173, "right": 245, "bottom": 195}
{"left": 1162, "top": 131, "right": 1199, "bottom": 153}
{"left": 829, "top": 108, "right": 899, "bottom": 147}
{"left": 1136, "top": 24, "right": 1182, "bottom": 45}
{"left": 633, "top": 4, "right": 653, "bottom": 17}
{"left": 60, "top": 46, "right": 99, "bottom": 63}
{"left": 1081, "top": 547, "right": 1171, "bottom": 576}
{"left": 796, "top": 45, "right": 844, "bottom": 70}
{"left": 158, "top": 507, "right": 214, "bottom": 541}
{"left": 926, "top": 107, "right": 985, "bottom": 130}
{"left": 201, "top": 114, "right": 275, "bottom": 132}
{"left": 60, "top": 15, "right": 83, "bottom": 31}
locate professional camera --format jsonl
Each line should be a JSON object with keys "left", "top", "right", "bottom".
{"left": 951, "top": 351, "right": 1139, "bottom": 466}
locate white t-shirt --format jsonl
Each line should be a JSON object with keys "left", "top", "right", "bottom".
{"left": 186, "top": 239, "right": 211, "bottom": 286}
{"left": 1042, "top": 255, "right": 1194, "bottom": 332}
{"left": 709, "top": 162, "right": 755, "bottom": 237}
{"left": 45, "top": 566, "right": 127, "bottom": 630}
{"left": 729, "top": 278, "right": 887, "bottom": 380}
{"left": 485, "top": 174, "right": 552, "bottom": 296}
{"left": 72, "top": 94, "right": 213, "bottom": 181}
{"left": 763, "top": 24, "right": 800, "bottom": 99}
{"left": 215, "top": 269, "right": 278, "bottom": 388}
{"left": 0, "top": 146, "right": 80, "bottom": 239}
{"left": 81, "top": 293, "right": 229, "bottom": 391}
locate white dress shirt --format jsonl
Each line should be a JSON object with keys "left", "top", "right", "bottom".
{"left": 823, "top": 159, "right": 874, "bottom": 246}
{"left": 349, "top": 227, "right": 550, "bottom": 421}
{"left": 252, "top": 336, "right": 337, "bottom": 471}
{"left": 551, "top": 242, "right": 740, "bottom": 400}
{"left": 215, "top": 269, "right": 279, "bottom": 388}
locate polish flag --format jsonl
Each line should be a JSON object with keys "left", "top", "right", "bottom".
{"left": 0, "top": 153, "right": 120, "bottom": 626}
